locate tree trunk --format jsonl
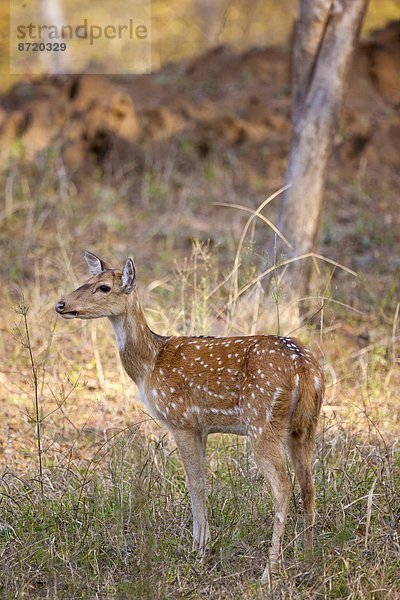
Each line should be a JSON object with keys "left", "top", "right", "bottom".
{"left": 195, "top": 0, "right": 226, "bottom": 48}
{"left": 39, "top": 0, "right": 69, "bottom": 73}
{"left": 272, "top": 0, "right": 369, "bottom": 323}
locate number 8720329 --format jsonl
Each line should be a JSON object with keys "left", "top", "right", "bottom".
{"left": 17, "top": 42, "right": 67, "bottom": 51}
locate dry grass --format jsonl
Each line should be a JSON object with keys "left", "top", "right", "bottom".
{"left": 1, "top": 148, "right": 399, "bottom": 598}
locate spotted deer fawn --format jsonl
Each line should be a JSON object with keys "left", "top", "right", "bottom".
{"left": 55, "top": 251, "right": 324, "bottom": 582}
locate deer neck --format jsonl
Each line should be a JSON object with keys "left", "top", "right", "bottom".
{"left": 109, "top": 297, "right": 165, "bottom": 385}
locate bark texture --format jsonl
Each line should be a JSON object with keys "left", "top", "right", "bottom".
{"left": 273, "top": 0, "right": 369, "bottom": 306}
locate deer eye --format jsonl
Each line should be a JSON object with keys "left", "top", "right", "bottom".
{"left": 98, "top": 284, "right": 111, "bottom": 293}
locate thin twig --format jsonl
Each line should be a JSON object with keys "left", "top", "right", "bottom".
{"left": 18, "top": 304, "right": 44, "bottom": 499}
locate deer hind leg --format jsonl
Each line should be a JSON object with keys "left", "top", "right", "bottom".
{"left": 250, "top": 430, "right": 291, "bottom": 582}
{"left": 172, "top": 428, "right": 210, "bottom": 553}
{"left": 288, "top": 430, "right": 316, "bottom": 552}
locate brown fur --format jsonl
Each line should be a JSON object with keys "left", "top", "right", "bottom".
{"left": 56, "top": 252, "right": 324, "bottom": 582}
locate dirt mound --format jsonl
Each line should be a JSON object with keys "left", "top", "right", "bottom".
{"left": 367, "top": 20, "right": 400, "bottom": 106}
{"left": 0, "top": 22, "right": 399, "bottom": 173}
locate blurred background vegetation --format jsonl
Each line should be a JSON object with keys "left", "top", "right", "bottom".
{"left": 1, "top": 0, "right": 399, "bottom": 90}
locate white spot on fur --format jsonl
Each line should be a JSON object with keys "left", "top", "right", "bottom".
{"left": 290, "top": 374, "right": 300, "bottom": 418}
{"left": 266, "top": 387, "right": 282, "bottom": 421}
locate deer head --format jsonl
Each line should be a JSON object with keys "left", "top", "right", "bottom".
{"left": 55, "top": 251, "right": 136, "bottom": 319}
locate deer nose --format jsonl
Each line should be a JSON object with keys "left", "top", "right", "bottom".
{"left": 55, "top": 300, "right": 65, "bottom": 313}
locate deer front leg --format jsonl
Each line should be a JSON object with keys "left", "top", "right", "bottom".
{"left": 172, "top": 428, "right": 210, "bottom": 553}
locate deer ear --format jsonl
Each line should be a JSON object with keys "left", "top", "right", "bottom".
{"left": 84, "top": 251, "right": 112, "bottom": 276}
{"left": 121, "top": 258, "right": 136, "bottom": 292}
